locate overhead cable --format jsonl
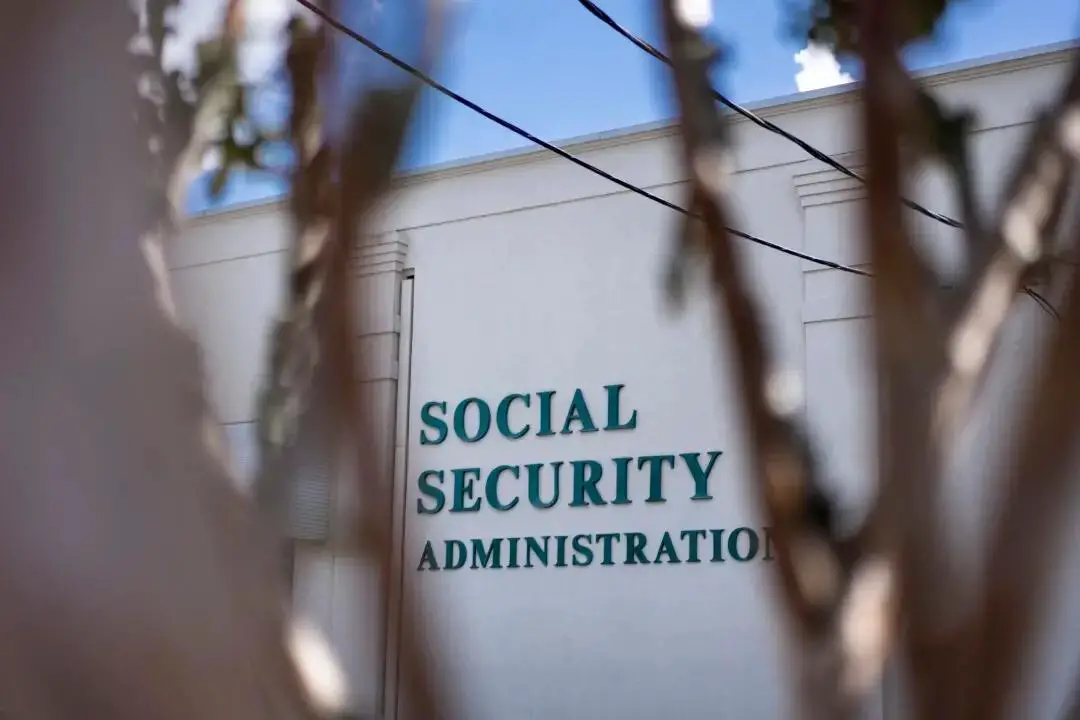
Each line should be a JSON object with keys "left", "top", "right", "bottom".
{"left": 575, "top": 0, "right": 964, "bottom": 230}
{"left": 576, "top": 0, "right": 1061, "bottom": 318}
{"left": 291, "top": 0, "right": 868, "bottom": 276}
{"left": 291, "top": 0, "right": 1061, "bottom": 318}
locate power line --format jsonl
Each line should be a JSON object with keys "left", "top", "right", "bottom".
{"left": 575, "top": 0, "right": 963, "bottom": 231}
{"left": 1025, "top": 287, "right": 1061, "bottom": 319}
{"left": 290, "top": 0, "right": 1060, "bottom": 318}
{"left": 291, "top": 0, "right": 867, "bottom": 276}
{"left": 574, "top": 0, "right": 1064, "bottom": 319}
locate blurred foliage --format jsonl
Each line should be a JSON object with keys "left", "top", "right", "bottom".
{"left": 196, "top": 37, "right": 282, "bottom": 200}
{"left": 786, "top": 0, "right": 962, "bottom": 56}
{"left": 136, "top": 0, "right": 283, "bottom": 205}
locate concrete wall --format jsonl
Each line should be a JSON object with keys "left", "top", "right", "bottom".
{"left": 168, "top": 43, "right": 1080, "bottom": 720}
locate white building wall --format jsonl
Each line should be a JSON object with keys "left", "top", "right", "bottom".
{"left": 168, "top": 43, "right": 1080, "bottom": 720}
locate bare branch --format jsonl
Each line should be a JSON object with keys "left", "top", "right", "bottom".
{"left": 855, "top": 1, "right": 962, "bottom": 714}
{"left": 934, "top": 52, "right": 1080, "bottom": 445}
{"left": 165, "top": 0, "right": 247, "bottom": 221}
{"left": 1058, "top": 671, "right": 1080, "bottom": 720}
{"left": 848, "top": 27, "right": 1080, "bottom": 720}
{"left": 253, "top": 0, "right": 452, "bottom": 717}
{"left": 334, "top": 78, "right": 453, "bottom": 720}
{"left": 0, "top": 1, "right": 333, "bottom": 716}
{"left": 961, "top": 230, "right": 1080, "bottom": 720}
{"left": 659, "top": 2, "right": 893, "bottom": 716}
{"left": 253, "top": 10, "right": 330, "bottom": 569}
{"left": 907, "top": 88, "right": 987, "bottom": 291}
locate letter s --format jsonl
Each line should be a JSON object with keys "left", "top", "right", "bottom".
{"left": 416, "top": 470, "right": 446, "bottom": 514}
{"left": 419, "top": 401, "right": 448, "bottom": 445}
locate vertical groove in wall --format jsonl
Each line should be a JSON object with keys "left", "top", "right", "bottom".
{"left": 221, "top": 420, "right": 259, "bottom": 494}
{"left": 384, "top": 269, "right": 415, "bottom": 720}
{"left": 792, "top": 158, "right": 891, "bottom": 720}
{"left": 288, "top": 367, "right": 336, "bottom": 542}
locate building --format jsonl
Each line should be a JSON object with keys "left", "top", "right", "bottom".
{"left": 168, "top": 43, "right": 1080, "bottom": 720}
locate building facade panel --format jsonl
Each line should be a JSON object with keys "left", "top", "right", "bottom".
{"left": 397, "top": 183, "right": 803, "bottom": 718}
{"left": 169, "top": 44, "right": 1080, "bottom": 719}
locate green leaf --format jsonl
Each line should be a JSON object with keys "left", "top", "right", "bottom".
{"left": 209, "top": 165, "right": 230, "bottom": 199}
{"left": 789, "top": 0, "right": 958, "bottom": 55}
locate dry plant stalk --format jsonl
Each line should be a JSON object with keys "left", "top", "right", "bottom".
{"left": 251, "top": 2, "right": 452, "bottom": 719}
{"left": 0, "top": 0, "right": 320, "bottom": 717}
{"left": 660, "top": 3, "right": 890, "bottom": 717}
{"left": 659, "top": 0, "right": 1080, "bottom": 718}
{"left": 1, "top": 0, "right": 449, "bottom": 717}
{"left": 4, "top": 0, "right": 1079, "bottom": 717}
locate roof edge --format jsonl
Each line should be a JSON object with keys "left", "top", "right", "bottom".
{"left": 186, "top": 39, "right": 1078, "bottom": 226}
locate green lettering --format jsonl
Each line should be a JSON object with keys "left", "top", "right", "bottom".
{"left": 450, "top": 468, "right": 482, "bottom": 513}
{"left": 763, "top": 526, "right": 775, "bottom": 561}
{"left": 681, "top": 451, "right": 723, "bottom": 500}
{"left": 453, "top": 397, "right": 491, "bottom": 443}
{"left": 444, "top": 540, "right": 467, "bottom": 570}
{"left": 637, "top": 455, "right": 675, "bottom": 503}
{"left": 603, "top": 384, "right": 638, "bottom": 431}
{"left": 560, "top": 388, "right": 599, "bottom": 435}
{"left": 485, "top": 465, "right": 519, "bottom": 511}
{"left": 417, "top": 541, "right": 440, "bottom": 571}
{"left": 495, "top": 393, "right": 531, "bottom": 439}
{"left": 537, "top": 390, "right": 556, "bottom": 437}
{"left": 470, "top": 538, "right": 503, "bottom": 569}
{"left": 526, "top": 462, "right": 562, "bottom": 509}
{"left": 680, "top": 529, "right": 707, "bottom": 563}
{"left": 710, "top": 529, "right": 726, "bottom": 562}
{"left": 612, "top": 456, "right": 632, "bottom": 505}
{"left": 554, "top": 535, "right": 569, "bottom": 567}
{"left": 625, "top": 532, "right": 650, "bottom": 565}
{"left": 525, "top": 536, "right": 550, "bottom": 568}
{"left": 569, "top": 459, "right": 606, "bottom": 507}
{"left": 571, "top": 534, "right": 594, "bottom": 566}
{"left": 729, "top": 527, "right": 759, "bottom": 562}
{"left": 419, "top": 401, "right": 448, "bottom": 445}
{"left": 507, "top": 537, "right": 521, "bottom": 569}
{"left": 595, "top": 533, "right": 619, "bottom": 565}
{"left": 653, "top": 531, "right": 681, "bottom": 564}
{"left": 416, "top": 470, "right": 445, "bottom": 515}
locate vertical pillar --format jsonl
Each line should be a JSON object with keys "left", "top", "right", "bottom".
{"left": 340, "top": 230, "right": 410, "bottom": 542}
{"left": 0, "top": 5, "right": 315, "bottom": 717}
{"left": 291, "top": 229, "right": 409, "bottom": 716}
{"left": 792, "top": 156, "right": 884, "bottom": 720}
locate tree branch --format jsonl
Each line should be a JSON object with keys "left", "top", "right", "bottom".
{"left": 253, "top": 9, "right": 330, "bottom": 567}
{"left": 934, "top": 51, "right": 1080, "bottom": 446}
{"left": 659, "top": 2, "right": 894, "bottom": 716}
{"left": 0, "top": 1, "right": 327, "bottom": 716}
{"left": 853, "top": 3, "right": 972, "bottom": 717}
{"left": 962, "top": 221, "right": 1080, "bottom": 720}
{"left": 256, "top": 1, "right": 453, "bottom": 717}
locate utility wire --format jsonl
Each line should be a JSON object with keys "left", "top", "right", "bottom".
{"left": 575, "top": 0, "right": 963, "bottom": 230}
{"left": 577, "top": 0, "right": 1060, "bottom": 318}
{"left": 292, "top": 0, "right": 1060, "bottom": 317}
{"left": 292, "top": 0, "right": 867, "bottom": 276}
{"left": 1025, "top": 287, "right": 1061, "bottom": 319}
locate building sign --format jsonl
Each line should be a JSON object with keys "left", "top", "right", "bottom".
{"left": 413, "top": 384, "right": 773, "bottom": 571}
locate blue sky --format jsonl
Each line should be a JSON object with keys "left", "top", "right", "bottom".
{"left": 180, "top": 0, "right": 1080, "bottom": 213}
